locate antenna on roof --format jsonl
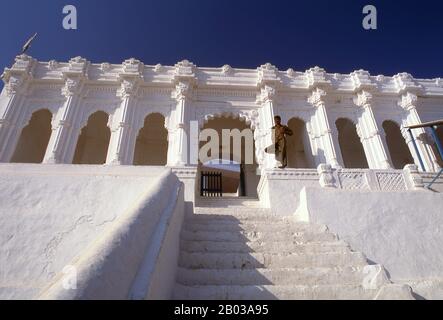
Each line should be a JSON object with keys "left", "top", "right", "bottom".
{"left": 21, "top": 32, "right": 38, "bottom": 54}
{"left": 1, "top": 32, "right": 38, "bottom": 81}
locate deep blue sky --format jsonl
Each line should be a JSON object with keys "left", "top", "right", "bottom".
{"left": 1, "top": 0, "right": 442, "bottom": 85}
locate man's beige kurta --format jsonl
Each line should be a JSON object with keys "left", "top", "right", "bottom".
{"left": 266, "top": 124, "right": 293, "bottom": 168}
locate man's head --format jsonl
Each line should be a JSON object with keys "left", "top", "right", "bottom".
{"left": 274, "top": 115, "right": 282, "bottom": 125}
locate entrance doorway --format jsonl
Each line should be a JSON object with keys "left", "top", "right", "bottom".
{"left": 198, "top": 115, "right": 259, "bottom": 198}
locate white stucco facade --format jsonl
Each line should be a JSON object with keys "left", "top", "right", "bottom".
{"left": 1, "top": 54, "right": 442, "bottom": 172}
{"left": 1, "top": 55, "right": 443, "bottom": 300}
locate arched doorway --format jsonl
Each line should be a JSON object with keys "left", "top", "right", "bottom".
{"left": 73, "top": 111, "right": 111, "bottom": 164}
{"left": 199, "top": 115, "right": 259, "bottom": 197}
{"left": 336, "top": 118, "right": 369, "bottom": 168}
{"left": 10, "top": 109, "right": 52, "bottom": 163}
{"left": 286, "top": 117, "right": 314, "bottom": 168}
{"left": 133, "top": 113, "right": 168, "bottom": 165}
{"left": 382, "top": 120, "right": 414, "bottom": 169}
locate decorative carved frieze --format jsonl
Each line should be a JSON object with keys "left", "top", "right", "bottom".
{"left": 100, "top": 63, "right": 111, "bottom": 72}
{"left": 172, "top": 81, "right": 192, "bottom": 101}
{"left": 62, "top": 78, "right": 82, "bottom": 97}
{"left": 221, "top": 65, "right": 233, "bottom": 76}
{"left": 154, "top": 64, "right": 163, "bottom": 73}
{"left": 173, "top": 60, "right": 197, "bottom": 84}
{"left": 354, "top": 90, "right": 373, "bottom": 108}
{"left": 122, "top": 58, "right": 143, "bottom": 75}
{"left": 317, "top": 164, "right": 336, "bottom": 188}
{"left": 286, "top": 68, "right": 296, "bottom": 77}
{"left": 305, "top": 66, "right": 330, "bottom": 90}
{"left": 403, "top": 164, "right": 425, "bottom": 189}
{"left": 393, "top": 72, "right": 422, "bottom": 94}
{"left": 117, "top": 79, "right": 139, "bottom": 98}
{"left": 5, "top": 77, "right": 23, "bottom": 97}
{"left": 307, "top": 87, "right": 327, "bottom": 107}
{"left": 398, "top": 92, "right": 418, "bottom": 111}
{"left": 48, "top": 60, "right": 59, "bottom": 71}
{"left": 257, "top": 63, "right": 280, "bottom": 87}
{"left": 256, "top": 85, "right": 276, "bottom": 104}
{"left": 350, "top": 69, "right": 376, "bottom": 92}
{"left": 68, "top": 56, "right": 90, "bottom": 75}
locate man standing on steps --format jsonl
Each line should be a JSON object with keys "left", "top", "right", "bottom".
{"left": 265, "top": 115, "right": 293, "bottom": 169}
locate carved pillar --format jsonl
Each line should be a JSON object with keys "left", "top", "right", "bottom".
{"left": 256, "top": 85, "right": 277, "bottom": 169}
{"left": 399, "top": 92, "right": 439, "bottom": 172}
{"left": 0, "top": 77, "right": 28, "bottom": 162}
{"left": 106, "top": 79, "right": 138, "bottom": 165}
{"left": 168, "top": 81, "right": 192, "bottom": 166}
{"left": 354, "top": 90, "right": 391, "bottom": 169}
{"left": 0, "top": 55, "right": 36, "bottom": 162}
{"left": 43, "top": 77, "right": 83, "bottom": 163}
{"left": 307, "top": 88, "right": 341, "bottom": 168}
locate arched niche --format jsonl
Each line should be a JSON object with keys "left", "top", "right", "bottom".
{"left": 72, "top": 111, "right": 111, "bottom": 164}
{"left": 336, "top": 118, "right": 369, "bottom": 168}
{"left": 382, "top": 120, "right": 414, "bottom": 169}
{"left": 286, "top": 117, "right": 314, "bottom": 168}
{"left": 133, "top": 113, "right": 168, "bottom": 166}
{"left": 10, "top": 109, "right": 53, "bottom": 163}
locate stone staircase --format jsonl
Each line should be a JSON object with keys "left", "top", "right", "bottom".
{"left": 173, "top": 198, "right": 414, "bottom": 300}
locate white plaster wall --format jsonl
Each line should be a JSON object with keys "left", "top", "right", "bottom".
{"left": 0, "top": 164, "right": 173, "bottom": 299}
{"left": 257, "top": 169, "right": 320, "bottom": 214}
{"left": 296, "top": 187, "right": 443, "bottom": 299}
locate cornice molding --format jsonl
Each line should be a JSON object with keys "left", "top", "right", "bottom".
{"left": 3, "top": 56, "right": 443, "bottom": 99}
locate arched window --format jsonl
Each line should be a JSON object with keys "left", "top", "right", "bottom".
{"left": 133, "top": 113, "right": 168, "bottom": 165}
{"left": 286, "top": 118, "right": 314, "bottom": 168}
{"left": 73, "top": 111, "right": 110, "bottom": 164}
{"left": 382, "top": 120, "right": 414, "bottom": 169}
{"left": 10, "top": 109, "right": 52, "bottom": 163}
{"left": 336, "top": 118, "right": 369, "bottom": 168}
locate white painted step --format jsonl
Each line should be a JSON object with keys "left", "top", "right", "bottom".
{"left": 193, "top": 208, "right": 271, "bottom": 217}
{"left": 180, "top": 240, "right": 351, "bottom": 254}
{"left": 183, "top": 221, "right": 328, "bottom": 233}
{"left": 173, "top": 284, "right": 380, "bottom": 300}
{"left": 176, "top": 266, "right": 381, "bottom": 286}
{"left": 196, "top": 197, "right": 263, "bottom": 208}
{"left": 179, "top": 252, "right": 368, "bottom": 269}
{"left": 181, "top": 229, "right": 338, "bottom": 242}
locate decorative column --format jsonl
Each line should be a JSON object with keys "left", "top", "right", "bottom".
{"left": 307, "top": 88, "right": 341, "bottom": 168}
{"left": 353, "top": 90, "right": 392, "bottom": 169}
{"left": 399, "top": 92, "right": 439, "bottom": 172}
{"left": 0, "top": 55, "right": 34, "bottom": 162}
{"left": 105, "top": 58, "right": 144, "bottom": 165}
{"left": 167, "top": 60, "right": 197, "bottom": 167}
{"left": 106, "top": 78, "right": 139, "bottom": 165}
{"left": 256, "top": 85, "right": 277, "bottom": 169}
{"left": 168, "top": 81, "right": 192, "bottom": 166}
{"left": 255, "top": 63, "right": 282, "bottom": 170}
{"left": 43, "top": 77, "right": 84, "bottom": 163}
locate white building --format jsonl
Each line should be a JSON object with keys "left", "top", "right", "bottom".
{"left": 1, "top": 54, "right": 443, "bottom": 300}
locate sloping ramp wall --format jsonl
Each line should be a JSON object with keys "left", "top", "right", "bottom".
{"left": 0, "top": 164, "right": 184, "bottom": 300}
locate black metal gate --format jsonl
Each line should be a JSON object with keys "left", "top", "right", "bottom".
{"left": 200, "top": 171, "right": 222, "bottom": 197}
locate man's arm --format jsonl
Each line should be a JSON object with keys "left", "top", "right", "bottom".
{"left": 284, "top": 126, "right": 293, "bottom": 136}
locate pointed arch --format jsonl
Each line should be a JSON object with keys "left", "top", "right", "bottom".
{"left": 336, "top": 117, "right": 369, "bottom": 168}
{"left": 10, "top": 109, "right": 53, "bottom": 163}
{"left": 73, "top": 111, "right": 111, "bottom": 164}
{"left": 133, "top": 113, "right": 168, "bottom": 166}
{"left": 286, "top": 117, "right": 314, "bottom": 168}
{"left": 382, "top": 120, "right": 414, "bottom": 169}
